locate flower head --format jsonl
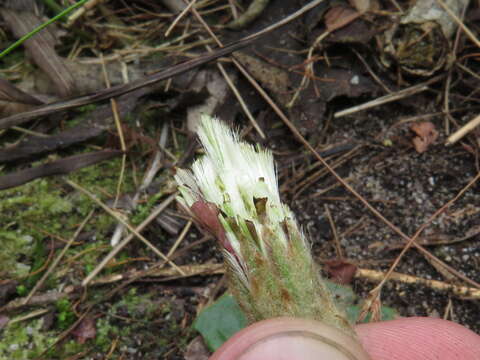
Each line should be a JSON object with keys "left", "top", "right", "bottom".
{"left": 175, "top": 115, "right": 353, "bottom": 334}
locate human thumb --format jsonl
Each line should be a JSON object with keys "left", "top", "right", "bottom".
{"left": 210, "top": 316, "right": 480, "bottom": 360}
{"left": 210, "top": 317, "right": 370, "bottom": 360}
{"left": 356, "top": 317, "right": 480, "bottom": 360}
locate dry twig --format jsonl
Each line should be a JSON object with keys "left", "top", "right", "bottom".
{"left": 65, "top": 180, "right": 185, "bottom": 277}
{"left": 446, "top": 114, "right": 480, "bottom": 145}
{"left": 82, "top": 193, "right": 178, "bottom": 286}
{"left": 356, "top": 268, "right": 480, "bottom": 300}
{"left": 23, "top": 210, "right": 95, "bottom": 305}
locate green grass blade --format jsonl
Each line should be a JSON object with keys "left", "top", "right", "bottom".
{"left": 0, "top": 0, "right": 88, "bottom": 60}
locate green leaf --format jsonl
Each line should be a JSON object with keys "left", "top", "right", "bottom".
{"left": 0, "top": 0, "right": 89, "bottom": 59}
{"left": 194, "top": 288, "right": 398, "bottom": 352}
{"left": 325, "top": 280, "right": 398, "bottom": 324}
{"left": 325, "top": 280, "right": 358, "bottom": 307}
{"left": 193, "top": 294, "right": 248, "bottom": 351}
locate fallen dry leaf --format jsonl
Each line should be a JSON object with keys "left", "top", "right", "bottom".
{"left": 324, "top": 259, "right": 358, "bottom": 285}
{"left": 325, "top": 5, "right": 360, "bottom": 32}
{"left": 0, "top": 7, "right": 75, "bottom": 97}
{"left": 72, "top": 316, "right": 96, "bottom": 344}
{"left": 184, "top": 336, "right": 210, "bottom": 360}
{"left": 0, "top": 78, "right": 43, "bottom": 117}
{"left": 411, "top": 122, "right": 439, "bottom": 153}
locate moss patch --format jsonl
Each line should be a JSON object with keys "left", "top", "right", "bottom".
{"left": 0, "top": 319, "right": 56, "bottom": 360}
{"left": 0, "top": 157, "right": 135, "bottom": 279}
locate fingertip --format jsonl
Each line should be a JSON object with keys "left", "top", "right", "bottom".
{"left": 210, "top": 317, "right": 369, "bottom": 360}
{"left": 356, "top": 317, "right": 480, "bottom": 360}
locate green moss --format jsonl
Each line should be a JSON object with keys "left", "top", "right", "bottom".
{"left": 0, "top": 178, "right": 73, "bottom": 278}
{"left": 116, "top": 288, "right": 155, "bottom": 316}
{"left": 0, "top": 156, "right": 137, "bottom": 278}
{"left": 0, "top": 153, "right": 189, "bottom": 357}
{"left": 60, "top": 340, "right": 86, "bottom": 357}
{"left": 16, "top": 284, "right": 27, "bottom": 296}
{"left": 77, "top": 104, "right": 98, "bottom": 113}
{"left": 4, "top": 287, "right": 191, "bottom": 358}
{"left": 0, "top": 319, "right": 57, "bottom": 360}
{"left": 95, "top": 316, "right": 119, "bottom": 351}
{"left": 131, "top": 191, "right": 165, "bottom": 225}
{"left": 95, "top": 288, "right": 153, "bottom": 352}
{"left": 94, "top": 287, "right": 188, "bottom": 356}
{"left": 68, "top": 157, "right": 135, "bottom": 203}
{"left": 55, "top": 298, "right": 76, "bottom": 330}
{"left": 0, "top": 317, "right": 94, "bottom": 359}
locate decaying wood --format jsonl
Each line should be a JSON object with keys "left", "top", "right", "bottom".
{"left": 0, "top": 78, "right": 43, "bottom": 106}
{"left": 0, "top": 88, "right": 146, "bottom": 163}
{"left": 0, "top": 78, "right": 43, "bottom": 117}
{"left": 0, "top": 5, "right": 76, "bottom": 96}
{"left": 1, "top": 291, "right": 69, "bottom": 313}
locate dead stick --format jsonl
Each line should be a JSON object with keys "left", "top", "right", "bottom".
{"left": 446, "top": 113, "right": 480, "bottom": 145}
{"left": 334, "top": 76, "right": 443, "bottom": 118}
{"left": 81, "top": 192, "right": 178, "bottom": 286}
{"left": 356, "top": 268, "right": 480, "bottom": 299}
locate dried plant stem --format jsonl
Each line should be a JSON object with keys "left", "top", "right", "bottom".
{"left": 110, "top": 123, "right": 168, "bottom": 246}
{"left": 166, "top": 220, "right": 193, "bottom": 257}
{"left": 93, "top": 263, "right": 480, "bottom": 300}
{"left": 356, "top": 268, "right": 480, "bottom": 299}
{"left": 204, "top": 38, "right": 266, "bottom": 138}
{"left": 287, "top": 31, "right": 330, "bottom": 108}
{"left": 66, "top": 0, "right": 103, "bottom": 27}
{"left": 0, "top": 0, "right": 88, "bottom": 59}
{"left": 101, "top": 53, "right": 127, "bottom": 207}
{"left": 435, "top": 0, "right": 480, "bottom": 48}
{"left": 22, "top": 210, "right": 94, "bottom": 304}
{"left": 82, "top": 192, "right": 178, "bottom": 286}
{"left": 8, "top": 309, "right": 50, "bottom": 325}
{"left": 165, "top": 0, "right": 198, "bottom": 36}
{"left": 226, "top": 0, "right": 269, "bottom": 29}
{"left": 446, "top": 113, "right": 480, "bottom": 145}
{"left": 184, "top": 0, "right": 328, "bottom": 138}
{"left": 91, "top": 263, "right": 224, "bottom": 285}
{"left": 324, "top": 205, "right": 343, "bottom": 259}
{"left": 0, "top": 0, "right": 326, "bottom": 130}
{"left": 7, "top": 262, "right": 480, "bottom": 314}
{"left": 65, "top": 180, "right": 185, "bottom": 277}
{"left": 334, "top": 76, "right": 443, "bottom": 118}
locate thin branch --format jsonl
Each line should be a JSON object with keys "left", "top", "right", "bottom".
{"left": 65, "top": 180, "right": 185, "bottom": 278}
{"left": 23, "top": 210, "right": 95, "bottom": 305}
{"left": 82, "top": 192, "right": 178, "bottom": 286}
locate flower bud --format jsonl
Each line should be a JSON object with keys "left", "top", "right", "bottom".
{"left": 175, "top": 115, "right": 355, "bottom": 337}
